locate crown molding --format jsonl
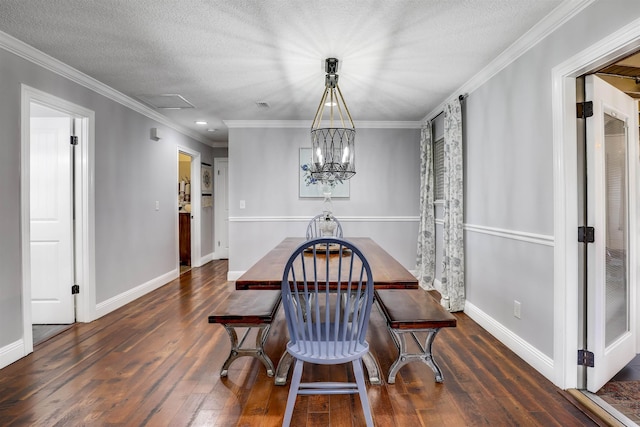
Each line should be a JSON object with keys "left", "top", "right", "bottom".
{"left": 0, "top": 30, "right": 212, "bottom": 146}
{"left": 224, "top": 120, "right": 422, "bottom": 129}
{"left": 423, "top": 0, "right": 595, "bottom": 121}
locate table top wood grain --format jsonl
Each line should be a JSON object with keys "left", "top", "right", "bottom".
{"left": 235, "top": 237, "right": 418, "bottom": 290}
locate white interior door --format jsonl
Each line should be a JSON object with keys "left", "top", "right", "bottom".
{"left": 215, "top": 158, "right": 229, "bottom": 259}
{"left": 30, "top": 108, "right": 75, "bottom": 324}
{"left": 585, "top": 75, "right": 638, "bottom": 392}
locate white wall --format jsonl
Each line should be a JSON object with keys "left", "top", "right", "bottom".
{"left": 227, "top": 126, "right": 421, "bottom": 276}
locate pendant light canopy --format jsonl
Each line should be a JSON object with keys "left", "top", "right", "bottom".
{"left": 310, "top": 58, "right": 356, "bottom": 182}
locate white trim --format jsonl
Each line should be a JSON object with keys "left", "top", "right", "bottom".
{"left": 229, "top": 215, "right": 419, "bottom": 222}
{"left": 424, "top": 0, "right": 594, "bottom": 121}
{"left": 432, "top": 278, "right": 443, "bottom": 294}
{"left": 0, "top": 30, "right": 215, "bottom": 147}
{"left": 464, "top": 224, "right": 554, "bottom": 247}
{"left": 227, "top": 271, "right": 244, "bottom": 281}
{"left": 200, "top": 252, "right": 214, "bottom": 264}
{"left": 465, "top": 300, "right": 555, "bottom": 381}
{"left": 224, "top": 120, "right": 422, "bottom": 129}
{"left": 214, "top": 157, "right": 229, "bottom": 259}
{"left": 551, "top": 16, "right": 640, "bottom": 390}
{"left": 95, "top": 269, "right": 179, "bottom": 319}
{"left": 20, "top": 86, "right": 97, "bottom": 363}
{"left": 0, "top": 340, "right": 26, "bottom": 370}
{"left": 229, "top": 216, "right": 554, "bottom": 246}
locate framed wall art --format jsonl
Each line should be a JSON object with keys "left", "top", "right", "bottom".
{"left": 201, "top": 163, "right": 213, "bottom": 194}
{"left": 299, "top": 148, "right": 349, "bottom": 198}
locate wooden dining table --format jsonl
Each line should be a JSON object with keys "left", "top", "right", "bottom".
{"left": 234, "top": 237, "right": 418, "bottom": 385}
{"left": 236, "top": 237, "right": 418, "bottom": 291}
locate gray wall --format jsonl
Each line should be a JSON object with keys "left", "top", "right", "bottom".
{"left": 461, "top": 0, "right": 640, "bottom": 357}
{"left": 228, "top": 126, "right": 420, "bottom": 273}
{"left": 0, "top": 46, "right": 226, "bottom": 348}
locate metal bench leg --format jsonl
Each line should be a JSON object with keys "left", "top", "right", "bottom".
{"left": 220, "top": 325, "right": 240, "bottom": 377}
{"left": 254, "top": 324, "right": 276, "bottom": 377}
{"left": 362, "top": 351, "right": 382, "bottom": 385}
{"left": 220, "top": 324, "right": 275, "bottom": 377}
{"left": 387, "top": 327, "right": 407, "bottom": 384}
{"left": 275, "top": 351, "right": 294, "bottom": 385}
{"left": 387, "top": 327, "right": 443, "bottom": 384}
{"left": 423, "top": 329, "right": 444, "bottom": 383}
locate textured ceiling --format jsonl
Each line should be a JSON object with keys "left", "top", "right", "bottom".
{"left": 0, "top": 0, "right": 568, "bottom": 145}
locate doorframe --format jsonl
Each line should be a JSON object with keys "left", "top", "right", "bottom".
{"left": 20, "top": 85, "right": 96, "bottom": 355}
{"left": 176, "top": 147, "right": 202, "bottom": 267}
{"left": 552, "top": 19, "right": 640, "bottom": 389}
{"left": 213, "top": 157, "right": 229, "bottom": 259}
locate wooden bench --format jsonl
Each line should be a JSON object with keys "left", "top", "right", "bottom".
{"left": 375, "top": 289, "right": 457, "bottom": 384}
{"left": 208, "top": 290, "right": 281, "bottom": 377}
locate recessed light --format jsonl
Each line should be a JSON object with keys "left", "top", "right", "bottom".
{"left": 325, "top": 101, "right": 337, "bottom": 107}
{"left": 195, "top": 120, "right": 208, "bottom": 125}
{"left": 207, "top": 128, "right": 217, "bottom": 132}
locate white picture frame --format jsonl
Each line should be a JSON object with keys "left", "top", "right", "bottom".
{"left": 299, "top": 148, "right": 350, "bottom": 198}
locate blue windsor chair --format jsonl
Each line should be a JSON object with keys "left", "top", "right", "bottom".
{"left": 305, "top": 213, "right": 343, "bottom": 239}
{"left": 280, "top": 237, "right": 374, "bottom": 427}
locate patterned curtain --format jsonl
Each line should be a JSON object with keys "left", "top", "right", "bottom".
{"left": 416, "top": 121, "right": 435, "bottom": 290}
{"left": 441, "top": 98, "right": 465, "bottom": 312}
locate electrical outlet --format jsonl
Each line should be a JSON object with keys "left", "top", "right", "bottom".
{"left": 514, "top": 300, "right": 521, "bottom": 319}
{"left": 239, "top": 200, "right": 246, "bottom": 209}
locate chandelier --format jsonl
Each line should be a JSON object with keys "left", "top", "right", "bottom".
{"left": 310, "top": 58, "right": 356, "bottom": 182}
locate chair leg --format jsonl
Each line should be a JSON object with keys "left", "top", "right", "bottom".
{"left": 282, "top": 358, "right": 303, "bottom": 427}
{"left": 352, "top": 359, "right": 374, "bottom": 427}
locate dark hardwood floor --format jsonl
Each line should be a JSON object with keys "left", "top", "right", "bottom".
{"left": 0, "top": 260, "right": 599, "bottom": 426}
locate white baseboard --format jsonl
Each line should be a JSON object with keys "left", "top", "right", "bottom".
{"left": 212, "top": 251, "right": 229, "bottom": 261}
{"left": 200, "top": 252, "right": 214, "bottom": 264}
{"left": 227, "top": 271, "right": 244, "bottom": 281}
{"left": 0, "top": 339, "right": 26, "bottom": 370}
{"left": 464, "top": 300, "right": 555, "bottom": 382}
{"left": 433, "top": 278, "right": 443, "bottom": 293}
{"left": 95, "top": 269, "right": 179, "bottom": 320}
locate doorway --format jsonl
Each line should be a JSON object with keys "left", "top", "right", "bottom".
{"left": 20, "top": 85, "right": 96, "bottom": 355}
{"left": 29, "top": 103, "right": 75, "bottom": 325}
{"left": 579, "top": 74, "right": 638, "bottom": 393}
{"left": 178, "top": 152, "right": 192, "bottom": 273}
{"left": 176, "top": 147, "right": 201, "bottom": 271}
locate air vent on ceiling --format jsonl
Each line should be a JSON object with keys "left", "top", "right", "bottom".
{"left": 255, "top": 101, "right": 271, "bottom": 109}
{"left": 137, "top": 94, "right": 196, "bottom": 109}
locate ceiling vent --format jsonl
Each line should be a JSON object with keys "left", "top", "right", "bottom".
{"left": 137, "top": 94, "right": 196, "bottom": 109}
{"left": 255, "top": 101, "right": 271, "bottom": 109}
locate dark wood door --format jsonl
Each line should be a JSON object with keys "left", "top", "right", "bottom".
{"left": 179, "top": 212, "right": 191, "bottom": 266}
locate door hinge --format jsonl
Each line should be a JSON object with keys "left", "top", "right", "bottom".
{"left": 578, "top": 226, "right": 595, "bottom": 243}
{"left": 71, "top": 284, "right": 80, "bottom": 294}
{"left": 578, "top": 349, "right": 595, "bottom": 367}
{"left": 577, "top": 101, "right": 593, "bottom": 119}
{"left": 70, "top": 135, "right": 79, "bottom": 145}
